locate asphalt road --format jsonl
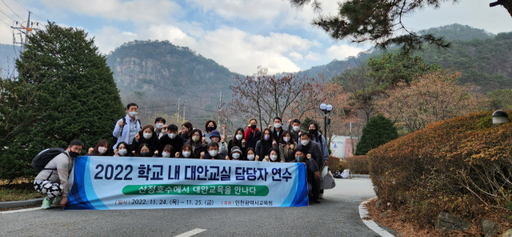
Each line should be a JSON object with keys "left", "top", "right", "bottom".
{"left": 0, "top": 178, "right": 378, "bottom": 237}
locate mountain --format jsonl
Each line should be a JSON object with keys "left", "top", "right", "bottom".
{"left": 420, "top": 24, "right": 495, "bottom": 42}
{"left": 106, "top": 40, "right": 240, "bottom": 125}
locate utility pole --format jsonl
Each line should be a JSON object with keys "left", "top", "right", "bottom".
{"left": 217, "top": 91, "right": 222, "bottom": 125}
{"left": 23, "top": 11, "right": 31, "bottom": 52}
{"left": 183, "top": 100, "right": 187, "bottom": 121}
{"left": 177, "top": 97, "right": 180, "bottom": 117}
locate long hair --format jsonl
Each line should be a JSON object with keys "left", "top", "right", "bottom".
{"left": 92, "top": 139, "right": 109, "bottom": 156}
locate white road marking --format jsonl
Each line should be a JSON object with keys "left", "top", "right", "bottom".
{"left": 1, "top": 207, "right": 41, "bottom": 214}
{"left": 359, "top": 198, "right": 395, "bottom": 237}
{"left": 174, "top": 228, "right": 207, "bottom": 237}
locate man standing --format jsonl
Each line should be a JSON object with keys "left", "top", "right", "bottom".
{"left": 154, "top": 117, "right": 167, "bottom": 139}
{"left": 288, "top": 119, "right": 301, "bottom": 142}
{"left": 272, "top": 117, "right": 284, "bottom": 142}
{"left": 113, "top": 103, "right": 142, "bottom": 149}
{"left": 296, "top": 132, "right": 323, "bottom": 203}
{"left": 34, "top": 140, "right": 83, "bottom": 209}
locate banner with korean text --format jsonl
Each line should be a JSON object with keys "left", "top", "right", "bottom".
{"left": 65, "top": 156, "right": 309, "bottom": 210}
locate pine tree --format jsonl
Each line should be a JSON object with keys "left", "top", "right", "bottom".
{"left": 0, "top": 22, "right": 125, "bottom": 180}
{"left": 355, "top": 114, "right": 398, "bottom": 155}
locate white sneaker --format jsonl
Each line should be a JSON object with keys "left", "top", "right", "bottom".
{"left": 41, "top": 198, "right": 51, "bottom": 209}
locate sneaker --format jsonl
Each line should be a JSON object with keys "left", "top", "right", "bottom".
{"left": 41, "top": 198, "right": 51, "bottom": 209}
{"left": 51, "top": 197, "right": 62, "bottom": 207}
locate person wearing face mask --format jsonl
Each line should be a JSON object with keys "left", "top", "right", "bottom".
{"left": 287, "top": 119, "right": 301, "bottom": 143}
{"left": 227, "top": 128, "right": 246, "bottom": 159}
{"left": 88, "top": 140, "right": 110, "bottom": 156}
{"left": 113, "top": 103, "right": 142, "bottom": 150}
{"left": 114, "top": 142, "right": 132, "bottom": 157}
{"left": 296, "top": 131, "right": 323, "bottom": 203}
{"left": 180, "top": 122, "right": 194, "bottom": 143}
{"left": 272, "top": 117, "right": 285, "bottom": 142}
{"left": 263, "top": 147, "right": 281, "bottom": 163}
{"left": 293, "top": 146, "right": 321, "bottom": 204}
{"left": 158, "top": 124, "right": 184, "bottom": 157}
{"left": 184, "top": 129, "right": 206, "bottom": 159}
{"left": 175, "top": 144, "right": 194, "bottom": 158}
{"left": 161, "top": 145, "right": 174, "bottom": 158}
{"left": 131, "top": 125, "right": 160, "bottom": 156}
{"left": 154, "top": 117, "right": 167, "bottom": 139}
{"left": 209, "top": 130, "right": 228, "bottom": 158}
{"left": 229, "top": 146, "right": 243, "bottom": 160}
{"left": 203, "top": 142, "right": 224, "bottom": 160}
{"left": 203, "top": 120, "right": 217, "bottom": 144}
{"left": 245, "top": 147, "right": 256, "bottom": 161}
{"left": 255, "top": 128, "right": 278, "bottom": 161}
{"left": 34, "top": 139, "right": 84, "bottom": 209}
{"left": 136, "top": 143, "right": 154, "bottom": 157}
{"left": 304, "top": 122, "right": 329, "bottom": 166}
{"left": 244, "top": 118, "right": 262, "bottom": 149}
{"left": 279, "top": 131, "right": 297, "bottom": 162}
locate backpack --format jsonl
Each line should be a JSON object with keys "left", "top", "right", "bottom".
{"left": 113, "top": 117, "right": 141, "bottom": 145}
{"left": 31, "top": 147, "right": 67, "bottom": 172}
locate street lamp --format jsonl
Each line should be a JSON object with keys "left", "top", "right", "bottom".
{"left": 320, "top": 103, "right": 333, "bottom": 138}
{"left": 492, "top": 110, "right": 508, "bottom": 126}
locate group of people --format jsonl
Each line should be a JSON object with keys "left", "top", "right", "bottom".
{"left": 34, "top": 102, "right": 330, "bottom": 209}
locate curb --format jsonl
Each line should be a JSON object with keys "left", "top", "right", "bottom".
{"left": 0, "top": 198, "right": 43, "bottom": 209}
{"left": 359, "top": 198, "right": 395, "bottom": 237}
{"left": 351, "top": 174, "right": 370, "bottom": 178}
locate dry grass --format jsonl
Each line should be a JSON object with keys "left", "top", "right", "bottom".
{"left": 365, "top": 199, "right": 470, "bottom": 237}
{"left": 0, "top": 177, "right": 43, "bottom": 202}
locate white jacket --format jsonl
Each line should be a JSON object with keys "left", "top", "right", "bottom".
{"left": 113, "top": 115, "right": 142, "bottom": 149}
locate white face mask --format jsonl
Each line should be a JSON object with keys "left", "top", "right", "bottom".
{"left": 293, "top": 126, "right": 300, "bottom": 132}
{"left": 209, "top": 150, "right": 218, "bottom": 157}
{"left": 143, "top": 133, "right": 152, "bottom": 139}
{"left": 168, "top": 133, "right": 177, "bottom": 139}
{"left": 98, "top": 146, "right": 107, "bottom": 154}
{"left": 118, "top": 149, "right": 127, "bottom": 156}
{"left": 283, "top": 137, "right": 290, "bottom": 143}
{"left": 192, "top": 136, "right": 200, "bottom": 142}
{"left": 182, "top": 151, "right": 191, "bottom": 158}
{"left": 128, "top": 111, "right": 138, "bottom": 117}
{"left": 211, "top": 137, "right": 219, "bottom": 143}
{"left": 247, "top": 154, "right": 255, "bottom": 160}
{"left": 235, "top": 134, "right": 243, "bottom": 140}
{"left": 270, "top": 155, "right": 278, "bottom": 161}
{"left": 162, "top": 152, "right": 170, "bottom": 158}
{"left": 156, "top": 123, "right": 164, "bottom": 129}
{"left": 301, "top": 139, "right": 309, "bottom": 146}
{"left": 274, "top": 123, "right": 281, "bottom": 128}
{"left": 232, "top": 153, "right": 240, "bottom": 159}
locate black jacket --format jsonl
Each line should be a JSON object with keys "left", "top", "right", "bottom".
{"left": 131, "top": 132, "right": 160, "bottom": 154}
{"left": 287, "top": 124, "right": 300, "bottom": 143}
{"left": 245, "top": 129, "right": 262, "bottom": 149}
{"left": 272, "top": 127, "right": 284, "bottom": 142}
{"left": 203, "top": 152, "right": 225, "bottom": 160}
{"left": 296, "top": 140, "right": 323, "bottom": 169}
{"left": 158, "top": 134, "right": 184, "bottom": 157}
{"left": 255, "top": 140, "right": 278, "bottom": 161}
{"left": 185, "top": 140, "right": 206, "bottom": 158}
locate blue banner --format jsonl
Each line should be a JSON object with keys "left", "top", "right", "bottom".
{"left": 65, "top": 156, "right": 309, "bottom": 210}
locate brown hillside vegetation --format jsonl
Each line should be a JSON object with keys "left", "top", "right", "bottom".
{"left": 368, "top": 110, "right": 512, "bottom": 235}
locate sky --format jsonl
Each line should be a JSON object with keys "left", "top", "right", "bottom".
{"left": 0, "top": 0, "right": 511, "bottom": 75}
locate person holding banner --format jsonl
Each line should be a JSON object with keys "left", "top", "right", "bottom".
{"left": 246, "top": 147, "right": 256, "bottom": 161}
{"left": 244, "top": 118, "right": 261, "bottom": 149}
{"left": 296, "top": 131, "right": 323, "bottom": 203}
{"left": 135, "top": 143, "right": 154, "bottom": 157}
{"left": 87, "top": 139, "right": 110, "bottom": 156}
{"left": 185, "top": 129, "right": 206, "bottom": 159}
{"left": 161, "top": 145, "right": 174, "bottom": 158}
{"left": 175, "top": 143, "right": 193, "bottom": 158}
{"left": 229, "top": 146, "right": 243, "bottom": 160}
{"left": 293, "top": 146, "right": 321, "bottom": 204}
{"left": 113, "top": 142, "right": 132, "bottom": 157}
{"left": 203, "top": 142, "right": 225, "bottom": 160}
{"left": 209, "top": 130, "right": 228, "bottom": 158}
{"left": 263, "top": 147, "right": 281, "bottom": 163}
{"left": 159, "top": 124, "right": 184, "bottom": 157}
{"left": 112, "top": 103, "right": 142, "bottom": 150}
{"left": 34, "top": 139, "right": 83, "bottom": 209}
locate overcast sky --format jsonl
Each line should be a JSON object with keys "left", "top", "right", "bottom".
{"left": 0, "top": 0, "right": 511, "bottom": 75}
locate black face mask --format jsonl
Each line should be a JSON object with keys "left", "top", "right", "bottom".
{"left": 207, "top": 127, "right": 214, "bottom": 132}
{"left": 296, "top": 156, "right": 304, "bottom": 162}
{"left": 69, "top": 151, "right": 80, "bottom": 158}
{"left": 140, "top": 152, "right": 151, "bottom": 157}
{"left": 309, "top": 129, "right": 316, "bottom": 135}
{"left": 251, "top": 125, "right": 257, "bottom": 130}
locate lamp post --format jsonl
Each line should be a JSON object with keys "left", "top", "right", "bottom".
{"left": 320, "top": 103, "right": 333, "bottom": 139}
{"left": 492, "top": 110, "right": 508, "bottom": 126}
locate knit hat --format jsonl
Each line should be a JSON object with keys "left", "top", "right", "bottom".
{"left": 231, "top": 146, "right": 242, "bottom": 154}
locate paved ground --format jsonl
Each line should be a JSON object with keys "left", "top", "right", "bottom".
{"left": 0, "top": 178, "right": 377, "bottom": 237}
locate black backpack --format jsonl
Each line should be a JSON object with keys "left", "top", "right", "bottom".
{"left": 113, "top": 117, "right": 141, "bottom": 145}
{"left": 31, "top": 148, "right": 67, "bottom": 172}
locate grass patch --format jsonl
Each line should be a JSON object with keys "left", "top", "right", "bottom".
{"left": 0, "top": 177, "right": 43, "bottom": 202}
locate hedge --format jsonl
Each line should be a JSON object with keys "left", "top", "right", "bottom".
{"left": 368, "top": 110, "right": 512, "bottom": 228}
{"left": 346, "top": 156, "right": 370, "bottom": 174}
